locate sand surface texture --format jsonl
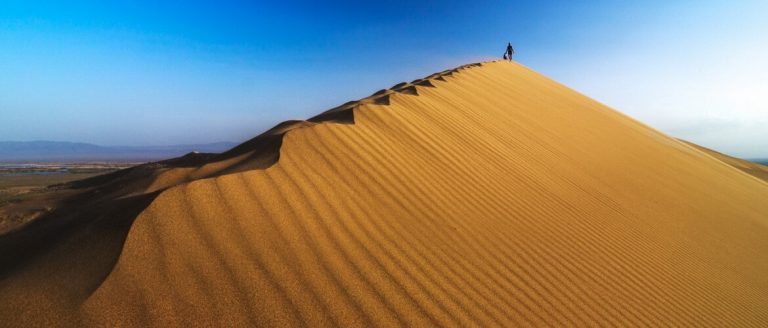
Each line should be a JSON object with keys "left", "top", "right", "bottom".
{"left": 3, "top": 61, "right": 768, "bottom": 326}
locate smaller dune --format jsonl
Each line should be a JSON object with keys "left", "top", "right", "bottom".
{"left": 682, "top": 140, "right": 768, "bottom": 182}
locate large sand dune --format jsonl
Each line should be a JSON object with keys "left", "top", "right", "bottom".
{"left": 2, "top": 61, "right": 768, "bottom": 326}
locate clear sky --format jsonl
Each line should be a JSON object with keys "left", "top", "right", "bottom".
{"left": 1, "top": 1, "right": 766, "bottom": 158}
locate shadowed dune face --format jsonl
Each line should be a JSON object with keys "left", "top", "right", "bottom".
{"left": 3, "top": 61, "right": 768, "bottom": 326}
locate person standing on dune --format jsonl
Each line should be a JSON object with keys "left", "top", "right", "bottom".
{"left": 504, "top": 42, "right": 514, "bottom": 61}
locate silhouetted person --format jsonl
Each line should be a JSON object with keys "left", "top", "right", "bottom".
{"left": 505, "top": 42, "right": 514, "bottom": 61}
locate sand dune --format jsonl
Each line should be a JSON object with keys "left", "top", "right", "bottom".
{"left": 682, "top": 140, "right": 768, "bottom": 183}
{"left": 2, "top": 61, "right": 768, "bottom": 326}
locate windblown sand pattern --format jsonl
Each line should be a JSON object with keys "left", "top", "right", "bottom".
{"left": 3, "top": 61, "right": 768, "bottom": 326}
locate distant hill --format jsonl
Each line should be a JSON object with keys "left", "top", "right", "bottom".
{"left": 0, "top": 140, "right": 237, "bottom": 162}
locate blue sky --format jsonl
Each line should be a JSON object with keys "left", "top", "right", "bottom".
{"left": 1, "top": 1, "right": 766, "bottom": 158}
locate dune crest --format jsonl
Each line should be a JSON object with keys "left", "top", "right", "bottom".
{"left": 3, "top": 61, "right": 768, "bottom": 326}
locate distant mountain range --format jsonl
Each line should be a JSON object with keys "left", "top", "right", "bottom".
{"left": 0, "top": 140, "right": 238, "bottom": 162}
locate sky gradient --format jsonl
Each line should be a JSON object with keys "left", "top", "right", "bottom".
{"left": 1, "top": 1, "right": 766, "bottom": 158}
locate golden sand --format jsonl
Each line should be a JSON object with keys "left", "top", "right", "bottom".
{"left": 3, "top": 61, "right": 768, "bottom": 326}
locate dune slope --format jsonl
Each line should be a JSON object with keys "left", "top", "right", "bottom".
{"left": 5, "top": 61, "right": 768, "bottom": 326}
